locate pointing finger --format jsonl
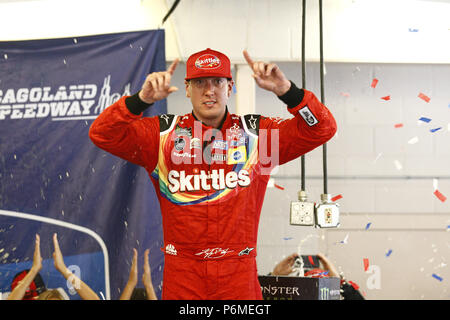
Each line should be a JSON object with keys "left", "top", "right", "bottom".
{"left": 167, "top": 58, "right": 179, "bottom": 75}
{"left": 243, "top": 50, "right": 254, "bottom": 68}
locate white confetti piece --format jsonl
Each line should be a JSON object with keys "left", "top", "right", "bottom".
{"left": 408, "top": 136, "right": 419, "bottom": 144}
{"left": 394, "top": 160, "right": 403, "bottom": 170}
{"left": 3, "top": 54, "right": 7, "bottom": 60}
{"left": 433, "top": 178, "right": 438, "bottom": 191}
{"left": 373, "top": 152, "right": 383, "bottom": 164}
{"left": 73, "top": 38, "right": 78, "bottom": 44}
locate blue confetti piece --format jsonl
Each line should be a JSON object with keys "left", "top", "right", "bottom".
{"left": 432, "top": 274, "right": 443, "bottom": 282}
{"left": 408, "top": 28, "right": 419, "bottom": 32}
{"left": 365, "top": 222, "right": 372, "bottom": 230}
{"left": 232, "top": 84, "right": 237, "bottom": 94}
{"left": 419, "top": 117, "right": 431, "bottom": 123}
{"left": 283, "top": 237, "right": 293, "bottom": 241}
{"left": 430, "top": 127, "right": 442, "bottom": 133}
{"left": 386, "top": 249, "right": 392, "bottom": 257}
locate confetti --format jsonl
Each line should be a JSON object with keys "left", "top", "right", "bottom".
{"left": 432, "top": 274, "right": 443, "bottom": 282}
{"left": 408, "top": 28, "right": 419, "bottom": 32}
{"left": 308, "top": 255, "right": 315, "bottom": 266}
{"left": 418, "top": 93, "right": 430, "bottom": 103}
{"left": 408, "top": 136, "right": 419, "bottom": 144}
{"left": 386, "top": 249, "right": 393, "bottom": 257}
{"left": 348, "top": 281, "right": 360, "bottom": 290}
{"left": 430, "top": 127, "right": 442, "bottom": 133}
{"left": 394, "top": 160, "right": 403, "bottom": 170}
{"left": 373, "top": 152, "right": 383, "bottom": 164}
{"left": 363, "top": 258, "right": 369, "bottom": 271}
{"left": 274, "top": 184, "right": 284, "bottom": 190}
{"left": 365, "top": 222, "right": 372, "bottom": 230}
{"left": 283, "top": 237, "right": 293, "bottom": 241}
{"left": 331, "top": 194, "right": 343, "bottom": 202}
{"left": 433, "top": 178, "right": 438, "bottom": 191}
{"left": 394, "top": 123, "right": 403, "bottom": 128}
{"left": 340, "top": 233, "right": 349, "bottom": 244}
{"left": 340, "top": 92, "right": 350, "bottom": 97}
{"left": 371, "top": 78, "right": 378, "bottom": 88}
{"left": 434, "top": 189, "right": 447, "bottom": 202}
{"left": 419, "top": 117, "right": 431, "bottom": 123}
{"left": 381, "top": 95, "right": 390, "bottom": 101}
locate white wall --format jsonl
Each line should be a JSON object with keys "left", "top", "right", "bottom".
{"left": 1, "top": 0, "right": 449, "bottom": 63}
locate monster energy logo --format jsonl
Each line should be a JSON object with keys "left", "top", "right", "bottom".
{"left": 319, "top": 287, "right": 329, "bottom": 300}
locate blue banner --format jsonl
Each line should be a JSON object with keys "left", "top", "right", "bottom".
{"left": 0, "top": 30, "right": 166, "bottom": 300}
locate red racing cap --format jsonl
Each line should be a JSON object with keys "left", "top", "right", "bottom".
{"left": 185, "top": 48, "right": 232, "bottom": 80}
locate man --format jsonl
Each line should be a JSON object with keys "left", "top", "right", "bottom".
{"left": 89, "top": 48, "right": 337, "bottom": 299}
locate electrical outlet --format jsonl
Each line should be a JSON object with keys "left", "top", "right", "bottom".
{"left": 290, "top": 201, "right": 315, "bottom": 226}
{"left": 315, "top": 201, "right": 340, "bottom": 228}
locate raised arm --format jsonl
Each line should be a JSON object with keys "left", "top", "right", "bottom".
{"left": 52, "top": 233, "right": 100, "bottom": 300}
{"left": 88, "top": 59, "right": 179, "bottom": 169}
{"left": 119, "top": 248, "right": 139, "bottom": 300}
{"left": 142, "top": 249, "right": 157, "bottom": 300}
{"left": 243, "top": 50, "right": 337, "bottom": 169}
{"left": 7, "top": 234, "right": 42, "bottom": 300}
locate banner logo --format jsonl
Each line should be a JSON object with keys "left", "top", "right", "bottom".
{"left": 0, "top": 75, "right": 130, "bottom": 121}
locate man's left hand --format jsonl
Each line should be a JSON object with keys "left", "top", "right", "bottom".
{"left": 243, "top": 50, "right": 291, "bottom": 96}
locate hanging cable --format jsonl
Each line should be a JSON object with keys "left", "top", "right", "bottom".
{"left": 319, "top": 0, "right": 328, "bottom": 195}
{"left": 161, "top": 0, "right": 181, "bottom": 26}
{"left": 300, "top": 0, "right": 306, "bottom": 192}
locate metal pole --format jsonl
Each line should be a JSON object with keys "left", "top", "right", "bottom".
{"left": 319, "top": 0, "right": 328, "bottom": 194}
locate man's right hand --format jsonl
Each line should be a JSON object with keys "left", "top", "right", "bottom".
{"left": 139, "top": 59, "right": 180, "bottom": 104}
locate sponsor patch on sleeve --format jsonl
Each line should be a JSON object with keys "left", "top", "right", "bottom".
{"left": 298, "top": 106, "right": 318, "bottom": 126}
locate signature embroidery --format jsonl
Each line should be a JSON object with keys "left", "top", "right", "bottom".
{"left": 195, "top": 248, "right": 234, "bottom": 259}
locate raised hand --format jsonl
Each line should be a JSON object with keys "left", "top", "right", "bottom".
{"left": 128, "top": 248, "right": 138, "bottom": 287}
{"left": 243, "top": 50, "right": 291, "bottom": 96}
{"left": 142, "top": 249, "right": 157, "bottom": 300}
{"left": 52, "top": 233, "right": 68, "bottom": 274}
{"left": 272, "top": 252, "right": 299, "bottom": 276}
{"left": 31, "top": 234, "right": 43, "bottom": 273}
{"left": 139, "top": 59, "right": 180, "bottom": 104}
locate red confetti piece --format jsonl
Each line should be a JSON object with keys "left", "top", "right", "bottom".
{"left": 418, "top": 92, "right": 430, "bottom": 103}
{"left": 331, "top": 194, "right": 343, "bottom": 202}
{"left": 308, "top": 255, "right": 315, "bottom": 266}
{"left": 381, "top": 95, "right": 391, "bottom": 101}
{"left": 363, "top": 258, "right": 369, "bottom": 271}
{"left": 371, "top": 78, "right": 378, "bottom": 88}
{"left": 274, "top": 184, "right": 284, "bottom": 190}
{"left": 434, "top": 189, "right": 447, "bottom": 202}
{"left": 348, "top": 281, "right": 360, "bottom": 290}
{"left": 340, "top": 92, "right": 350, "bottom": 97}
{"left": 394, "top": 123, "right": 403, "bottom": 128}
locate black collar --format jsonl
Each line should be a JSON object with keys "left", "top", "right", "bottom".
{"left": 191, "top": 106, "right": 229, "bottom": 130}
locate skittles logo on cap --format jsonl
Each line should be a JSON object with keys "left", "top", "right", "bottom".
{"left": 195, "top": 54, "right": 221, "bottom": 70}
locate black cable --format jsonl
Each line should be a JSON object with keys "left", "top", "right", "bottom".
{"left": 319, "top": 0, "right": 328, "bottom": 194}
{"left": 162, "top": 0, "right": 181, "bottom": 25}
{"left": 300, "top": 0, "right": 306, "bottom": 192}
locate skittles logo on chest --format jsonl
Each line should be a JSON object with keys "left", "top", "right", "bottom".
{"left": 195, "top": 54, "right": 221, "bottom": 70}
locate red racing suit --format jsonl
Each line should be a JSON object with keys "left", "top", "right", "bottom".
{"left": 89, "top": 82, "right": 337, "bottom": 300}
